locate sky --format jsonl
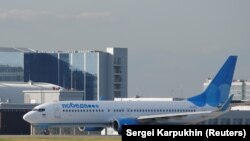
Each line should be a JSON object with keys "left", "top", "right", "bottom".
{"left": 0, "top": 0, "right": 250, "bottom": 98}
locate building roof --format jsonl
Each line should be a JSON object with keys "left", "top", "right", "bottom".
{"left": 0, "top": 103, "right": 37, "bottom": 109}
{"left": 0, "top": 81, "right": 62, "bottom": 90}
{"left": 0, "top": 81, "right": 63, "bottom": 103}
{"left": 231, "top": 105, "right": 250, "bottom": 111}
{"left": 0, "top": 47, "right": 35, "bottom": 53}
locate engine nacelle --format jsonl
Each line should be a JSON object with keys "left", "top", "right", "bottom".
{"left": 78, "top": 126, "right": 104, "bottom": 132}
{"left": 112, "top": 118, "right": 139, "bottom": 134}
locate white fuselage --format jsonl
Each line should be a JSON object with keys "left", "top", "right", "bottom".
{"left": 23, "top": 100, "right": 219, "bottom": 127}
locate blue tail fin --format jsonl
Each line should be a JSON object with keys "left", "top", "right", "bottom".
{"left": 188, "top": 56, "right": 237, "bottom": 107}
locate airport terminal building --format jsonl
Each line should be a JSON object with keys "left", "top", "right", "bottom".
{"left": 0, "top": 103, "right": 36, "bottom": 134}
{"left": 0, "top": 47, "right": 127, "bottom": 134}
{"left": 0, "top": 47, "right": 128, "bottom": 100}
{"left": 1, "top": 47, "right": 250, "bottom": 135}
{"left": 204, "top": 78, "right": 250, "bottom": 101}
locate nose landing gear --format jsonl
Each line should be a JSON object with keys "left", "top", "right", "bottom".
{"left": 43, "top": 129, "right": 50, "bottom": 135}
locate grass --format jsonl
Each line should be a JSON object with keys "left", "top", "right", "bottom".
{"left": 0, "top": 136, "right": 121, "bottom": 141}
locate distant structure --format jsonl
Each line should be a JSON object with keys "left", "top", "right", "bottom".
{"left": 199, "top": 101, "right": 250, "bottom": 125}
{"left": 0, "top": 82, "right": 83, "bottom": 104}
{"left": 0, "top": 47, "right": 128, "bottom": 100}
{"left": 0, "top": 81, "right": 84, "bottom": 135}
{"left": 0, "top": 47, "right": 127, "bottom": 135}
{"left": 0, "top": 103, "right": 36, "bottom": 134}
{"left": 204, "top": 78, "right": 250, "bottom": 101}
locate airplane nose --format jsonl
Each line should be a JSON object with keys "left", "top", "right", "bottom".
{"left": 23, "top": 112, "right": 35, "bottom": 123}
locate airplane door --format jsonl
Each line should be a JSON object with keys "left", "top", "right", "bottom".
{"left": 54, "top": 105, "right": 61, "bottom": 119}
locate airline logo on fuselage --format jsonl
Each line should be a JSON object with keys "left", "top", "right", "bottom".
{"left": 62, "top": 103, "right": 99, "bottom": 109}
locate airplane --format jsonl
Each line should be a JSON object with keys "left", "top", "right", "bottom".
{"left": 23, "top": 56, "right": 237, "bottom": 135}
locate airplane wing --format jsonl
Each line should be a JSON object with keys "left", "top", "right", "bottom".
{"left": 137, "top": 110, "right": 213, "bottom": 121}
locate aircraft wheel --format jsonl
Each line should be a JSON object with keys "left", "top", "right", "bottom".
{"left": 43, "top": 129, "right": 50, "bottom": 135}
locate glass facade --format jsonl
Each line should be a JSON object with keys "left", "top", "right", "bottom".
{"left": 24, "top": 53, "right": 83, "bottom": 90}
{"left": 245, "top": 84, "right": 250, "bottom": 100}
{"left": 23, "top": 52, "right": 99, "bottom": 100}
{"left": 0, "top": 47, "right": 127, "bottom": 100}
{"left": 220, "top": 118, "right": 230, "bottom": 125}
{"left": 58, "top": 53, "right": 71, "bottom": 89}
{"left": 208, "top": 119, "right": 218, "bottom": 125}
{"left": 0, "top": 52, "right": 24, "bottom": 81}
{"left": 70, "top": 53, "right": 85, "bottom": 90}
{"left": 246, "top": 119, "right": 250, "bottom": 125}
{"left": 24, "top": 53, "right": 59, "bottom": 86}
{"left": 85, "top": 53, "right": 98, "bottom": 100}
{"left": 233, "top": 118, "right": 243, "bottom": 125}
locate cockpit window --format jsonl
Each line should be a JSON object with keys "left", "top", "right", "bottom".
{"left": 39, "top": 108, "right": 45, "bottom": 112}
{"left": 32, "top": 108, "right": 45, "bottom": 112}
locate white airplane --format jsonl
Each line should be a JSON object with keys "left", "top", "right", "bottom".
{"left": 23, "top": 56, "right": 237, "bottom": 135}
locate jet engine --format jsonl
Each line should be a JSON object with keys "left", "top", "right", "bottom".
{"left": 112, "top": 118, "right": 139, "bottom": 134}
